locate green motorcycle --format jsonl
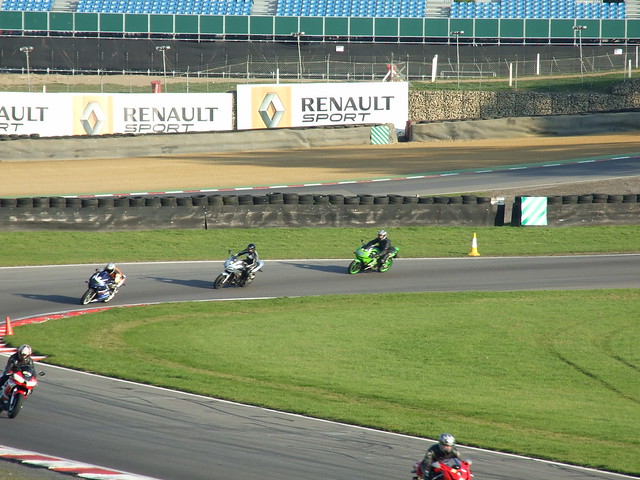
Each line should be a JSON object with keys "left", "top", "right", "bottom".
{"left": 348, "top": 242, "right": 399, "bottom": 274}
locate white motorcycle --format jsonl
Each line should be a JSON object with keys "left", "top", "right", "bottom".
{"left": 214, "top": 250, "right": 264, "bottom": 288}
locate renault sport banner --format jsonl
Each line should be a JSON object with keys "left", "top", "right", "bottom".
{"left": 236, "top": 82, "right": 408, "bottom": 130}
{"left": 0, "top": 93, "right": 233, "bottom": 137}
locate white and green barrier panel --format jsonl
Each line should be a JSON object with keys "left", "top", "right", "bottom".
{"left": 520, "top": 196, "right": 548, "bottom": 226}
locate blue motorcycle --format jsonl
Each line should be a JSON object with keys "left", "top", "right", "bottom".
{"left": 80, "top": 270, "right": 124, "bottom": 305}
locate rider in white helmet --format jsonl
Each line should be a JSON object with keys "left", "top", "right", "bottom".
{"left": 0, "top": 344, "right": 34, "bottom": 387}
{"left": 420, "top": 433, "right": 465, "bottom": 479}
{"left": 363, "top": 229, "right": 393, "bottom": 268}
{"left": 102, "top": 262, "right": 126, "bottom": 290}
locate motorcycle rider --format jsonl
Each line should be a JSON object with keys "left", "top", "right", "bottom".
{"left": 103, "top": 262, "right": 126, "bottom": 291}
{"left": 364, "top": 229, "right": 393, "bottom": 268}
{"left": 420, "top": 433, "right": 465, "bottom": 479}
{"left": 0, "top": 345, "right": 34, "bottom": 388}
{"left": 234, "top": 243, "right": 264, "bottom": 280}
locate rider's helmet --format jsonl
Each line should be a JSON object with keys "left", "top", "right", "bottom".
{"left": 438, "top": 433, "right": 455, "bottom": 451}
{"left": 105, "top": 262, "right": 116, "bottom": 273}
{"left": 377, "top": 230, "right": 387, "bottom": 240}
{"left": 247, "top": 243, "right": 256, "bottom": 253}
{"left": 17, "top": 344, "right": 32, "bottom": 361}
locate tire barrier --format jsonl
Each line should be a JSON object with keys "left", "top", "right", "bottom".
{"left": 1, "top": 193, "right": 637, "bottom": 230}
{"left": 208, "top": 195, "right": 224, "bottom": 206}
{"left": 161, "top": 196, "right": 178, "bottom": 207}
{"left": 32, "top": 197, "right": 50, "bottom": 208}
{"left": 222, "top": 195, "right": 239, "bottom": 205}
{"left": 16, "top": 197, "right": 33, "bottom": 208}
{"left": 2, "top": 194, "right": 637, "bottom": 210}
{"left": 81, "top": 198, "right": 99, "bottom": 208}
{"left": 329, "top": 194, "right": 344, "bottom": 205}
{"left": 192, "top": 194, "right": 208, "bottom": 206}
{"left": 114, "top": 196, "right": 130, "bottom": 207}
{"left": 48, "top": 197, "right": 65, "bottom": 207}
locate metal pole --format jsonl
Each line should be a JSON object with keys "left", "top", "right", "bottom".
{"left": 291, "top": 32, "right": 305, "bottom": 79}
{"left": 450, "top": 31, "right": 464, "bottom": 87}
{"left": 156, "top": 45, "right": 171, "bottom": 92}
{"left": 20, "top": 46, "right": 33, "bottom": 92}
{"left": 573, "top": 25, "right": 586, "bottom": 79}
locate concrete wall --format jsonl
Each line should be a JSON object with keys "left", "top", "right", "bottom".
{"left": 0, "top": 124, "right": 391, "bottom": 161}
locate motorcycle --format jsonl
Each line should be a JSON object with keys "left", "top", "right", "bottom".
{"left": 412, "top": 458, "right": 473, "bottom": 480}
{"left": 348, "top": 241, "right": 400, "bottom": 274}
{"left": 0, "top": 365, "right": 44, "bottom": 419}
{"left": 214, "top": 250, "right": 264, "bottom": 288}
{"left": 80, "top": 269, "right": 125, "bottom": 305}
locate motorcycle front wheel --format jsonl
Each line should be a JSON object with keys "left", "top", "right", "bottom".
{"left": 213, "top": 274, "right": 227, "bottom": 289}
{"left": 8, "top": 392, "right": 24, "bottom": 418}
{"left": 80, "top": 289, "right": 96, "bottom": 305}
{"left": 348, "top": 260, "right": 363, "bottom": 274}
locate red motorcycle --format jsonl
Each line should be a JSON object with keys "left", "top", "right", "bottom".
{"left": 412, "top": 458, "right": 473, "bottom": 480}
{"left": 0, "top": 365, "right": 43, "bottom": 418}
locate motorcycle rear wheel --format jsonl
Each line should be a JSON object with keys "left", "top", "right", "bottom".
{"left": 8, "top": 392, "right": 24, "bottom": 418}
{"left": 379, "top": 258, "right": 394, "bottom": 273}
{"left": 80, "top": 289, "right": 96, "bottom": 305}
{"left": 348, "top": 260, "right": 363, "bottom": 274}
{"left": 213, "top": 274, "right": 226, "bottom": 289}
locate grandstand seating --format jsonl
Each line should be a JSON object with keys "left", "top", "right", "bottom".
{"left": 0, "top": 0, "right": 626, "bottom": 20}
{"left": 1, "top": 0, "right": 52, "bottom": 11}
{"left": 75, "top": 0, "right": 252, "bottom": 14}
{"left": 275, "top": 0, "right": 427, "bottom": 17}
{"left": 450, "top": 0, "right": 626, "bottom": 19}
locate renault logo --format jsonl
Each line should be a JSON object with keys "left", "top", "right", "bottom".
{"left": 258, "top": 93, "right": 285, "bottom": 128}
{"left": 80, "top": 101, "right": 106, "bottom": 135}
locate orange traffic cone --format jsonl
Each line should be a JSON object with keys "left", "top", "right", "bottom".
{"left": 5, "top": 316, "right": 13, "bottom": 336}
{"left": 468, "top": 232, "right": 480, "bottom": 257}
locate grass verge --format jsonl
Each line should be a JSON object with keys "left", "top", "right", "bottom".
{"left": 1, "top": 225, "right": 639, "bottom": 266}
{"left": 8, "top": 290, "right": 640, "bottom": 475}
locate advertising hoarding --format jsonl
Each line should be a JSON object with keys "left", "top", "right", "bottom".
{"left": 0, "top": 93, "right": 234, "bottom": 137}
{"left": 236, "top": 82, "right": 408, "bottom": 130}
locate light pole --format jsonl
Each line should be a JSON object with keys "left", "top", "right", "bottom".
{"left": 291, "top": 32, "right": 305, "bottom": 79}
{"left": 573, "top": 25, "right": 587, "bottom": 78}
{"left": 156, "top": 45, "right": 170, "bottom": 92}
{"left": 450, "top": 31, "right": 464, "bottom": 87}
{"left": 19, "top": 46, "right": 33, "bottom": 92}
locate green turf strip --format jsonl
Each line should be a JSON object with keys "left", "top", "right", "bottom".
{"left": 1, "top": 226, "right": 639, "bottom": 266}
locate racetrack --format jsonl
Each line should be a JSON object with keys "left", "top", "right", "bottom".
{"left": 2, "top": 132, "right": 640, "bottom": 199}
{"left": 1, "top": 132, "right": 639, "bottom": 480}
{"left": 2, "top": 258, "right": 639, "bottom": 480}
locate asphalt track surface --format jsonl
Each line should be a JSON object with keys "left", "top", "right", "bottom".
{"left": 2, "top": 257, "right": 640, "bottom": 480}
{"left": 240, "top": 155, "right": 640, "bottom": 197}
